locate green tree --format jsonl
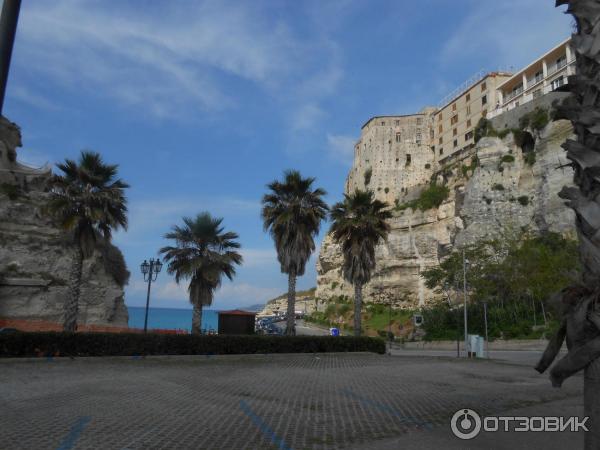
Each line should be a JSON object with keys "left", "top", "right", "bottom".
{"left": 329, "top": 190, "right": 392, "bottom": 336}
{"left": 47, "top": 151, "right": 129, "bottom": 332}
{"left": 261, "top": 170, "right": 328, "bottom": 335}
{"left": 160, "top": 213, "right": 242, "bottom": 334}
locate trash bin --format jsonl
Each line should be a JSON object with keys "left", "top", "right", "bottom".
{"left": 329, "top": 327, "right": 340, "bottom": 337}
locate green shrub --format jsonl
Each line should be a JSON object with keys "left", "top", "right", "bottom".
{"left": 492, "top": 183, "right": 505, "bottom": 191}
{"left": 517, "top": 195, "right": 529, "bottom": 206}
{"left": 474, "top": 118, "right": 498, "bottom": 143}
{"left": 0, "top": 183, "right": 20, "bottom": 200}
{"left": 530, "top": 107, "right": 550, "bottom": 131}
{"left": 364, "top": 167, "right": 372, "bottom": 186}
{"left": 524, "top": 152, "right": 536, "bottom": 166}
{"left": 0, "top": 333, "right": 386, "bottom": 357}
{"left": 413, "top": 183, "right": 450, "bottom": 211}
{"left": 497, "top": 129, "right": 511, "bottom": 139}
{"left": 501, "top": 155, "right": 515, "bottom": 163}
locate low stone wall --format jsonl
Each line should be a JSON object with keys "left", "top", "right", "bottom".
{"left": 0, "top": 318, "right": 186, "bottom": 334}
{"left": 399, "top": 339, "right": 550, "bottom": 351}
{"left": 490, "top": 92, "right": 568, "bottom": 130}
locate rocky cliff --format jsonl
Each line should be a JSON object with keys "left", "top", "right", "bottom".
{"left": 0, "top": 118, "right": 129, "bottom": 326}
{"left": 316, "top": 119, "right": 575, "bottom": 307}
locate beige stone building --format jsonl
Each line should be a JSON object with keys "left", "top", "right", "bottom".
{"left": 493, "top": 38, "right": 575, "bottom": 116}
{"left": 433, "top": 72, "right": 511, "bottom": 162}
{"left": 345, "top": 108, "right": 437, "bottom": 204}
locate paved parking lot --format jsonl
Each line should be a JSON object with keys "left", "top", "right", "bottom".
{"left": 0, "top": 353, "right": 585, "bottom": 449}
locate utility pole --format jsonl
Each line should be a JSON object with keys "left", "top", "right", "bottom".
{"left": 0, "top": 0, "right": 21, "bottom": 115}
{"left": 483, "top": 301, "right": 489, "bottom": 359}
{"left": 463, "top": 248, "right": 469, "bottom": 358}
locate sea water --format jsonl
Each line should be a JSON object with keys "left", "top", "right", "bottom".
{"left": 127, "top": 306, "right": 219, "bottom": 332}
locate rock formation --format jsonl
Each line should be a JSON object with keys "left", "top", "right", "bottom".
{"left": 0, "top": 118, "right": 129, "bottom": 326}
{"left": 316, "top": 118, "right": 576, "bottom": 307}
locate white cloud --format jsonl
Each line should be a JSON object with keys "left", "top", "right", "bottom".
{"left": 127, "top": 278, "right": 280, "bottom": 309}
{"left": 326, "top": 133, "right": 356, "bottom": 164}
{"left": 15, "top": 0, "right": 344, "bottom": 121}
{"left": 240, "top": 248, "right": 277, "bottom": 268}
{"left": 9, "top": 85, "right": 62, "bottom": 111}
{"left": 113, "top": 196, "right": 260, "bottom": 247}
{"left": 441, "top": 1, "right": 572, "bottom": 70}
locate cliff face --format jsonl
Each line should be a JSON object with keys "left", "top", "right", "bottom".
{"left": 316, "top": 119, "right": 575, "bottom": 307}
{"left": 0, "top": 118, "right": 129, "bottom": 326}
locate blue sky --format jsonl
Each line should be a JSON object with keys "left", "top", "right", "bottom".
{"left": 5, "top": 0, "right": 572, "bottom": 310}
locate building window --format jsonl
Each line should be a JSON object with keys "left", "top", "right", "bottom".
{"left": 452, "top": 103, "right": 457, "bottom": 111}
{"left": 466, "top": 105, "right": 471, "bottom": 115}
{"left": 381, "top": 121, "right": 385, "bottom": 126}
{"left": 431, "top": 146, "right": 435, "bottom": 152}
{"left": 451, "top": 115, "right": 458, "bottom": 125}
{"left": 438, "top": 137, "right": 443, "bottom": 145}
{"left": 481, "top": 81, "right": 487, "bottom": 91}
{"left": 482, "top": 95, "right": 487, "bottom": 105}
{"left": 467, "top": 119, "right": 472, "bottom": 127}
{"left": 453, "top": 128, "right": 457, "bottom": 136}
{"left": 466, "top": 93, "right": 471, "bottom": 102}
{"left": 551, "top": 76, "right": 566, "bottom": 90}
{"left": 417, "top": 118, "right": 423, "bottom": 125}
{"left": 406, "top": 154, "right": 412, "bottom": 166}
{"left": 438, "top": 113, "right": 442, "bottom": 121}
{"left": 438, "top": 124, "right": 443, "bottom": 133}
{"left": 439, "top": 148, "right": 444, "bottom": 155}
{"left": 453, "top": 139, "right": 458, "bottom": 148}
{"left": 465, "top": 131, "right": 474, "bottom": 141}
{"left": 430, "top": 129, "right": 434, "bottom": 139}
{"left": 395, "top": 132, "right": 401, "bottom": 143}
{"left": 416, "top": 133, "right": 422, "bottom": 144}
{"left": 395, "top": 120, "right": 400, "bottom": 126}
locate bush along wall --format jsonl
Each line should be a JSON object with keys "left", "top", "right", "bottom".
{"left": 0, "top": 333, "right": 386, "bottom": 357}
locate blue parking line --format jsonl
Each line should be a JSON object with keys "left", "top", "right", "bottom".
{"left": 341, "top": 389, "right": 433, "bottom": 430}
{"left": 56, "top": 416, "right": 91, "bottom": 450}
{"left": 239, "top": 400, "right": 292, "bottom": 450}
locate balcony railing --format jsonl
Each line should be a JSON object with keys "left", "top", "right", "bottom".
{"left": 503, "top": 87, "right": 523, "bottom": 103}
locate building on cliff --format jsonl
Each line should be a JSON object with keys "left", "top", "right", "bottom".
{"left": 0, "top": 117, "right": 129, "bottom": 328}
{"left": 316, "top": 38, "right": 577, "bottom": 308}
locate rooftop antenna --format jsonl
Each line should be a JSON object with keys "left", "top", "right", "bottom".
{"left": 0, "top": 0, "right": 22, "bottom": 116}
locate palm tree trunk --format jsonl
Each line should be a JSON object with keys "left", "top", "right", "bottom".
{"left": 354, "top": 283, "right": 363, "bottom": 337}
{"left": 554, "top": 3, "right": 600, "bottom": 447}
{"left": 286, "top": 270, "right": 296, "bottom": 336}
{"left": 64, "top": 246, "right": 83, "bottom": 332}
{"left": 192, "top": 303, "right": 203, "bottom": 335}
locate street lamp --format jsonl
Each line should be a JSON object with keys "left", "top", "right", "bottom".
{"left": 140, "top": 258, "right": 162, "bottom": 333}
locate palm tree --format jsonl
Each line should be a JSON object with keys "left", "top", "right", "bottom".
{"left": 329, "top": 190, "right": 391, "bottom": 336}
{"left": 47, "top": 151, "right": 129, "bottom": 332}
{"left": 535, "top": 3, "right": 600, "bottom": 448}
{"left": 261, "top": 170, "right": 328, "bottom": 335}
{"left": 159, "top": 213, "right": 242, "bottom": 334}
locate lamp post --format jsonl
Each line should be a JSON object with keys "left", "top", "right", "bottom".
{"left": 0, "top": 0, "right": 21, "bottom": 115}
{"left": 140, "top": 258, "right": 162, "bottom": 333}
{"left": 388, "top": 300, "right": 392, "bottom": 356}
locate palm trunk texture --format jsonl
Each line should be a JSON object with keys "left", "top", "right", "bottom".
{"left": 354, "top": 283, "right": 362, "bottom": 337}
{"left": 537, "top": 2, "right": 600, "bottom": 447}
{"left": 286, "top": 271, "right": 296, "bottom": 336}
{"left": 64, "top": 246, "right": 83, "bottom": 332}
{"left": 192, "top": 303, "right": 203, "bottom": 335}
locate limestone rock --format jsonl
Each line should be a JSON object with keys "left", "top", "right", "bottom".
{"left": 316, "top": 119, "right": 575, "bottom": 307}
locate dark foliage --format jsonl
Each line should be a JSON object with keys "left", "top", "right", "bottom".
{"left": 0, "top": 333, "right": 386, "bottom": 357}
